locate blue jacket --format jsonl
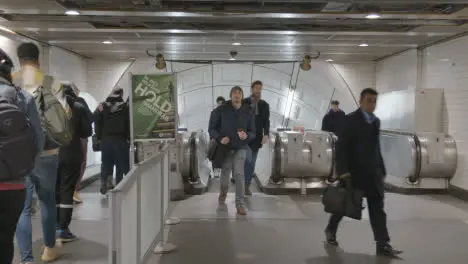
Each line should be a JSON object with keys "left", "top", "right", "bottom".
{"left": 208, "top": 100, "right": 255, "bottom": 150}
{"left": 0, "top": 78, "right": 44, "bottom": 155}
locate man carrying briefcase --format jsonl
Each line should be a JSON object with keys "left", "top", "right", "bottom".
{"left": 323, "top": 88, "right": 402, "bottom": 257}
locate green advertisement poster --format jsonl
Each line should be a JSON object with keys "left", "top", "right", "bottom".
{"left": 131, "top": 74, "right": 177, "bottom": 140}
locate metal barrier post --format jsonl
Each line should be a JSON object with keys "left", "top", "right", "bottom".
{"left": 109, "top": 191, "right": 122, "bottom": 264}
{"left": 153, "top": 153, "right": 177, "bottom": 254}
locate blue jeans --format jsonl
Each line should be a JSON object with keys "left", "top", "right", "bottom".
{"left": 244, "top": 147, "right": 259, "bottom": 185}
{"left": 16, "top": 154, "right": 58, "bottom": 262}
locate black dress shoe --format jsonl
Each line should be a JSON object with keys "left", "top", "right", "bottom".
{"left": 325, "top": 230, "right": 339, "bottom": 246}
{"left": 376, "top": 243, "right": 403, "bottom": 257}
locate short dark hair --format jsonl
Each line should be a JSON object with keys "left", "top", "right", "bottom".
{"left": 216, "top": 96, "right": 225, "bottom": 103}
{"left": 360, "top": 88, "right": 378, "bottom": 100}
{"left": 230, "top": 86, "right": 244, "bottom": 98}
{"left": 331, "top": 100, "right": 339, "bottom": 105}
{"left": 251, "top": 80, "right": 263, "bottom": 89}
{"left": 17, "top": 42, "right": 40, "bottom": 62}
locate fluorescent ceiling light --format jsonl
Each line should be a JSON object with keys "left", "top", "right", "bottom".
{"left": 232, "top": 42, "right": 242, "bottom": 46}
{"left": 326, "top": 59, "right": 334, "bottom": 62}
{"left": 0, "top": 25, "right": 16, "bottom": 35}
{"left": 229, "top": 57, "right": 236, "bottom": 61}
{"left": 365, "top": 13, "right": 381, "bottom": 19}
{"left": 359, "top": 43, "right": 369, "bottom": 47}
{"left": 65, "top": 10, "right": 80, "bottom": 16}
{"left": 102, "top": 40, "right": 113, "bottom": 44}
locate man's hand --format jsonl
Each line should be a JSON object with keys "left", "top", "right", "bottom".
{"left": 338, "top": 172, "right": 351, "bottom": 180}
{"left": 261, "top": 135, "right": 269, "bottom": 144}
{"left": 221, "top": 137, "right": 230, "bottom": 145}
{"left": 238, "top": 131, "right": 248, "bottom": 140}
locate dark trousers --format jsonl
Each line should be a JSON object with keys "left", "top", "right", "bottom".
{"left": 56, "top": 161, "right": 81, "bottom": 230}
{"left": 326, "top": 192, "right": 390, "bottom": 243}
{"left": 101, "top": 138, "right": 130, "bottom": 185}
{"left": 0, "top": 189, "right": 26, "bottom": 264}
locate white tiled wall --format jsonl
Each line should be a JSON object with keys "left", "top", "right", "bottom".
{"left": 86, "top": 59, "right": 133, "bottom": 102}
{"left": 376, "top": 49, "right": 418, "bottom": 93}
{"left": 376, "top": 36, "right": 468, "bottom": 191}
{"left": 331, "top": 62, "right": 376, "bottom": 110}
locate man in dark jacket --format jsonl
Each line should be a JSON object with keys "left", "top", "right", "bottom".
{"left": 56, "top": 85, "right": 92, "bottom": 242}
{"left": 209, "top": 86, "right": 255, "bottom": 216}
{"left": 209, "top": 96, "right": 226, "bottom": 178}
{"left": 243, "top": 80, "right": 270, "bottom": 195}
{"left": 324, "top": 88, "right": 402, "bottom": 257}
{"left": 95, "top": 88, "right": 130, "bottom": 194}
{"left": 322, "top": 100, "right": 345, "bottom": 136}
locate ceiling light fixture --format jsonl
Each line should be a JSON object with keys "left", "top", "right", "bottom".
{"left": 326, "top": 59, "right": 334, "bottom": 62}
{"left": 359, "top": 43, "right": 369, "bottom": 47}
{"left": 232, "top": 42, "right": 242, "bottom": 46}
{"left": 229, "top": 57, "right": 236, "bottom": 61}
{"left": 365, "top": 13, "right": 381, "bottom": 19}
{"left": 102, "top": 40, "right": 113, "bottom": 44}
{"left": 65, "top": 10, "right": 80, "bottom": 16}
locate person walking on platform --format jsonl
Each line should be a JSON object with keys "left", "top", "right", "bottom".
{"left": 209, "top": 86, "right": 255, "bottom": 215}
{"left": 209, "top": 96, "right": 226, "bottom": 178}
{"left": 62, "top": 82, "right": 93, "bottom": 204}
{"left": 13, "top": 42, "right": 67, "bottom": 262}
{"left": 324, "top": 88, "right": 402, "bottom": 257}
{"left": 56, "top": 85, "right": 92, "bottom": 243}
{"left": 243, "top": 80, "right": 270, "bottom": 195}
{"left": 94, "top": 88, "right": 130, "bottom": 194}
{"left": 0, "top": 48, "right": 44, "bottom": 264}
{"left": 321, "top": 100, "right": 345, "bottom": 136}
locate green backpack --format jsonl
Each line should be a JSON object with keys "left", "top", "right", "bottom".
{"left": 34, "top": 76, "right": 72, "bottom": 147}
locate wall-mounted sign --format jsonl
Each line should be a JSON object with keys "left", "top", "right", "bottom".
{"left": 131, "top": 73, "right": 177, "bottom": 140}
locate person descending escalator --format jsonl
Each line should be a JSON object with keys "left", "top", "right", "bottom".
{"left": 324, "top": 88, "right": 403, "bottom": 257}
{"left": 321, "top": 100, "right": 345, "bottom": 136}
{"left": 209, "top": 86, "right": 255, "bottom": 215}
{"left": 208, "top": 96, "right": 226, "bottom": 178}
{"left": 243, "top": 80, "right": 270, "bottom": 195}
{"left": 94, "top": 88, "right": 130, "bottom": 195}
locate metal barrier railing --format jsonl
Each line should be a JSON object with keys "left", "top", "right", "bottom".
{"left": 109, "top": 146, "right": 177, "bottom": 264}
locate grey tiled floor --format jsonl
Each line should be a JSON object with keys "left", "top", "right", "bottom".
{"left": 14, "top": 178, "right": 468, "bottom": 264}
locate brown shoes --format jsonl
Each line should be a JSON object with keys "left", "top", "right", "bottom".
{"left": 218, "top": 189, "right": 227, "bottom": 204}
{"left": 237, "top": 206, "right": 247, "bottom": 215}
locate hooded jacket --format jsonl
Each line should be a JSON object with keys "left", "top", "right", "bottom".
{"left": 58, "top": 86, "right": 92, "bottom": 162}
{"left": 95, "top": 91, "right": 130, "bottom": 141}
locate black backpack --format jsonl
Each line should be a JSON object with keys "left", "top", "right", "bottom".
{"left": 0, "top": 85, "right": 36, "bottom": 182}
{"left": 102, "top": 101, "right": 127, "bottom": 137}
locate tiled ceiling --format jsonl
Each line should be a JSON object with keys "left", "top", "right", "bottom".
{"left": 0, "top": 0, "right": 467, "bottom": 62}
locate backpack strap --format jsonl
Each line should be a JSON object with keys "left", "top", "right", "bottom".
{"left": 42, "top": 75, "right": 54, "bottom": 92}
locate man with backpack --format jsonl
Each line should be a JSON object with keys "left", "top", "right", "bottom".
{"left": 95, "top": 88, "right": 130, "bottom": 194}
{"left": 0, "top": 48, "right": 44, "bottom": 264}
{"left": 55, "top": 85, "right": 92, "bottom": 242}
{"left": 13, "top": 42, "right": 71, "bottom": 262}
